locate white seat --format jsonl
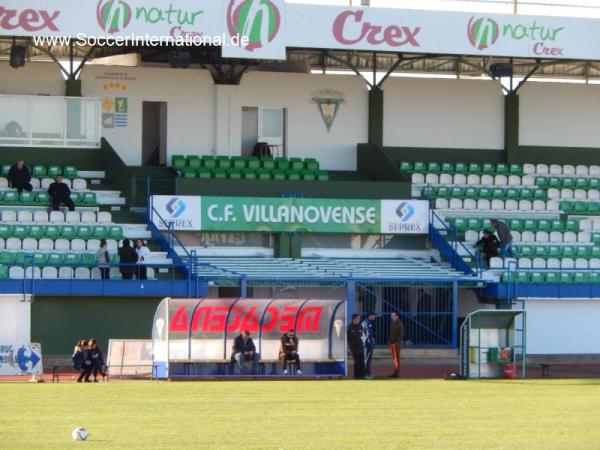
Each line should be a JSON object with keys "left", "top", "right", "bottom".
{"left": 463, "top": 199, "right": 476, "bottom": 210}
{"left": 9, "top": 266, "right": 24, "bottom": 279}
{"left": 30, "top": 178, "right": 40, "bottom": 189}
{"left": 589, "top": 258, "right": 600, "bottom": 269}
{"left": 0, "top": 238, "right": 4, "bottom": 250}
{"left": 549, "top": 231, "right": 563, "bottom": 243}
{"left": 512, "top": 231, "right": 521, "bottom": 242}
{"left": 521, "top": 231, "right": 535, "bottom": 243}
{"left": 97, "top": 212, "right": 112, "bottom": 224}
{"left": 107, "top": 240, "right": 118, "bottom": 252}
{"left": 504, "top": 258, "right": 518, "bottom": 269}
{"left": 535, "top": 231, "right": 549, "bottom": 243}
{"left": 41, "top": 178, "right": 53, "bottom": 189}
{"left": 532, "top": 200, "right": 546, "bottom": 211}
{"left": 562, "top": 165, "right": 575, "bottom": 176}
{"left": 574, "top": 189, "right": 587, "bottom": 200}
{"left": 465, "top": 230, "right": 479, "bottom": 242}
{"left": 532, "top": 258, "right": 546, "bottom": 269}
{"left": 425, "top": 174, "right": 439, "bottom": 185}
{"left": 590, "top": 165, "right": 600, "bottom": 176}
{"left": 546, "top": 200, "right": 560, "bottom": 211}
{"left": 521, "top": 175, "right": 535, "bottom": 187}
{"left": 75, "top": 267, "right": 90, "bottom": 279}
{"left": 505, "top": 200, "right": 518, "bottom": 211}
{"left": 6, "top": 238, "right": 21, "bottom": 250}
{"left": 87, "top": 239, "right": 101, "bottom": 251}
{"left": 62, "top": 179, "right": 72, "bottom": 189}
{"left": 435, "top": 198, "right": 449, "bottom": 210}
{"left": 594, "top": 220, "right": 600, "bottom": 231}
{"left": 577, "top": 232, "right": 591, "bottom": 243}
{"left": 536, "top": 164, "right": 549, "bottom": 175}
{"left": 523, "top": 164, "right": 535, "bottom": 175}
{"left": 91, "top": 268, "right": 102, "bottom": 280}
{"left": 588, "top": 190, "right": 600, "bottom": 201}
{"left": 65, "top": 211, "right": 80, "bottom": 223}
{"left": 518, "top": 257, "right": 532, "bottom": 269}
{"left": 71, "top": 239, "right": 86, "bottom": 251}
{"left": 494, "top": 175, "right": 508, "bottom": 186}
{"left": 507, "top": 175, "right": 521, "bottom": 186}
{"left": 449, "top": 198, "right": 464, "bottom": 210}
{"left": 477, "top": 199, "right": 491, "bottom": 210}
{"left": 575, "top": 165, "right": 589, "bottom": 176}
{"left": 42, "top": 267, "right": 58, "bottom": 279}
{"left": 24, "top": 267, "right": 41, "bottom": 279}
{"left": 546, "top": 258, "right": 561, "bottom": 269}
{"left": 519, "top": 200, "right": 532, "bottom": 211}
{"left": 58, "top": 267, "right": 73, "bottom": 279}
{"left": 38, "top": 238, "right": 53, "bottom": 251}
{"left": 480, "top": 175, "right": 494, "bottom": 186}
{"left": 453, "top": 174, "right": 466, "bottom": 185}
{"left": 547, "top": 188, "right": 560, "bottom": 199}
{"left": 579, "top": 219, "right": 592, "bottom": 231}
{"left": 49, "top": 211, "right": 65, "bottom": 223}
{"left": 2, "top": 210, "right": 16, "bottom": 222}
{"left": 575, "top": 258, "right": 589, "bottom": 269}
{"left": 437, "top": 173, "right": 452, "bottom": 185}
{"left": 17, "top": 210, "right": 33, "bottom": 222}
{"left": 549, "top": 164, "right": 562, "bottom": 175}
{"left": 560, "top": 189, "right": 574, "bottom": 199}
{"left": 467, "top": 174, "right": 480, "bottom": 186}
{"left": 54, "top": 239, "right": 70, "bottom": 251}
{"left": 0, "top": 177, "right": 8, "bottom": 188}
{"left": 489, "top": 257, "right": 504, "bottom": 269}
{"left": 72, "top": 178, "right": 87, "bottom": 190}
{"left": 564, "top": 232, "right": 577, "bottom": 243}
{"left": 22, "top": 238, "right": 37, "bottom": 251}
{"left": 561, "top": 258, "right": 575, "bottom": 269}
{"left": 491, "top": 199, "right": 504, "bottom": 211}
{"left": 34, "top": 211, "right": 49, "bottom": 223}
{"left": 80, "top": 211, "right": 96, "bottom": 223}
{"left": 411, "top": 173, "right": 425, "bottom": 184}
{"left": 147, "top": 267, "right": 155, "bottom": 280}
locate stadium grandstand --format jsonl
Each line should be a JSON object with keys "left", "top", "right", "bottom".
{"left": 0, "top": 0, "right": 599, "bottom": 382}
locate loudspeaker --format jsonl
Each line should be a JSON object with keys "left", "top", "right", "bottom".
{"left": 10, "top": 44, "right": 27, "bottom": 69}
{"left": 490, "top": 63, "right": 513, "bottom": 78}
{"left": 169, "top": 49, "right": 191, "bottom": 69}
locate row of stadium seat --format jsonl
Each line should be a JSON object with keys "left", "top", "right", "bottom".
{"left": 501, "top": 271, "right": 600, "bottom": 284}
{"left": 0, "top": 224, "right": 123, "bottom": 240}
{"left": 180, "top": 167, "right": 330, "bottom": 181}
{"left": 0, "top": 210, "right": 111, "bottom": 224}
{"left": 0, "top": 177, "right": 88, "bottom": 190}
{"left": 401, "top": 160, "right": 600, "bottom": 176}
{"left": 1, "top": 164, "right": 78, "bottom": 179}
{"left": 435, "top": 198, "right": 562, "bottom": 212}
{"left": 0, "top": 191, "right": 96, "bottom": 205}
{"left": 0, "top": 239, "right": 123, "bottom": 252}
{"left": 511, "top": 245, "right": 600, "bottom": 259}
{"left": 416, "top": 174, "right": 600, "bottom": 192}
{"left": 453, "top": 218, "right": 580, "bottom": 232}
{"left": 0, "top": 251, "right": 115, "bottom": 265}
{"left": 491, "top": 257, "right": 600, "bottom": 270}
{"left": 173, "top": 155, "right": 320, "bottom": 172}
{"left": 466, "top": 230, "right": 591, "bottom": 244}
{"left": 423, "top": 186, "right": 548, "bottom": 200}
{"left": 0, "top": 266, "right": 156, "bottom": 280}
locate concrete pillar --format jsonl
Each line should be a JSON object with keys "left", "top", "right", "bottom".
{"left": 505, "top": 92, "right": 519, "bottom": 164}
{"left": 214, "top": 85, "right": 241, "bottom": 155}
{"left": 368, "top": 87, "right": 384, "bottom": 146}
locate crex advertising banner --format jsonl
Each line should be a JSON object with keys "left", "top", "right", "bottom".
{"left": 151, "top": 195, "right": 429, "bottom": 234}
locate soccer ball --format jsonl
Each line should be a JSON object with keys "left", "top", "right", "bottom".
{"left": 72, "top": 427, "right": 88, "bottom": 441}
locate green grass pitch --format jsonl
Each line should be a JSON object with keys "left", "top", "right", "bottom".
{"left": 1, "top": 379, "right": 599, "bottom": 449}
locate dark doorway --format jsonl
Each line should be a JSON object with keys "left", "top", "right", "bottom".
{"left": 142, "top": 101, "right": 167, "bottom": 166}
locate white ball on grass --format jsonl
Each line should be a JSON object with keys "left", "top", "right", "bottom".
{"left": 72, "top": 427, "right": 88, "bottom": 441}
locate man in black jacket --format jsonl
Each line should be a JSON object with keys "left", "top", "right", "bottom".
{"left": 231, "top": 330, "right": 260, "bottom": 374}
{"left": 279, "top": 329, "right": 302, "bottom": 375}
{"left": 473, "top": 229, "right": 500, "bottom": 266}
{"left": 491, "top": 219, "right": 514, "bottom": 258}
{"left": 7, "top": 159, "right": 32, "bottom": 193}
{"left": 347, "top": 313, "right": 365, "bottom": 379}
{"left": 48, "top": 175, "right": 75, "bottom": 211}
{"left": 118, "top": 239, "right": 138, "bottom": 280}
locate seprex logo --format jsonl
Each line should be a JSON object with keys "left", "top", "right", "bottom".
{"left": 226, "top": 0, "right": 281, "bottom": 52}
{"left": 468, "top": 16, "right": 499, "bottom": 51}
{"left": 166, "top": 197, "right": 186, "bottom": 219}
{"left": 395, "top": 202, "right": 415, "bottom": 222}
{"left": 97, "top": 0, "right": 132, "bottom": 34}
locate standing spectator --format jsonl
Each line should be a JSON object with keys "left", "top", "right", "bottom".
{"left": 118, "top": 239, "right": 138, "bottom": 280}
{"left": 231, "top": 330, "right": 260, "bottom": 375}
{"left": 491, "top": 218, "right": 514, "bottom": 258}
{"left": 72, "top": 340, "right": 85, "bottom": 383}
{"left": 473, "top": 229, "right": 500, "bottom": 267}
{"left": 88, "top": 338, "right": 105, "bottom": 382}
{"left": 48, "top": 175, "right": 75, "bottom": 211}
{"left": 279, "top": 329, "right": 302, "bottom": 375}
{"left": 388, "top": 311, "right": 404, "bottom": 378}
{"left": 80, "top": 340, "right": 93, "bottom": 382}
{"left": 361, "top": 312, "right": 376, "bottom": 379}
{"left": 96, "top": 239, "right": 110, "bottom": 280}
{"left": 7, "top": 159, "right": 32, "bottom": 193}
{"left": 347, "top": 314, "right": 365, "bottom": 380}
{"left": 135, "top": 239, "right": 150, "bottom": 280}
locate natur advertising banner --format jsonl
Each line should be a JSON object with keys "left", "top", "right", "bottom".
{"left": 151, "top": 196, "right": 429, "bottom": 234}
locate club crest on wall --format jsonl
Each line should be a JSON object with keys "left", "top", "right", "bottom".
{"left": 310, "top": 90, "right": 346, "bottom": 131}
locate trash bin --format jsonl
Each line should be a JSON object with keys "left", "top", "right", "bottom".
{"left": 504, "top": 363, "right": 517, "bottom": 379}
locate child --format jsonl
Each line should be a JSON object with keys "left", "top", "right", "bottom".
{"left": 72, "top": 340, "right": 85, "bottom": 383}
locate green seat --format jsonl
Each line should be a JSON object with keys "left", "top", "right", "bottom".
{"left": 70, "top": 192, "right": 82, "bottom": 204}
{"left": 468, "top": 163, "right": 482, "bottom": 174}
{"left": 562, "top": 178, "right": 576, "bottom": 189}
{"left": 517, "top": 246, "right": 533, "bottom": 258}
{"left": 109, "top": 226, "right": 123, "bottom": 239}
{"left": 523, "top": 219, "right": 537, "bottom": 232}
{"left": 551, "top": 220, "right": 564, "bottom": 232}
{"left": 216, "top": 157, "right": 231, "bottom": 170}
{"left": 562, "top": 246, "right": 577, "bottom": 258}
{"left": 413, "top": 162, "right": 427, "bottom": 173}
{"left": 110, "top": 254, "right": 120, "bottom": 264}
{"left": 63, "top": 253, "right": 81, "bottom": 265}
{"left": 587, "top": 203, "right": 600, "bottom": 214}
{"left": 0, "top": 165, "right": 10, "bottom": 177}
{"left": 301, "top": 171, "right": 315, "bottom": 181}
{"left": 492, "top": 188, "right": 505, "bottom": 199}
{"left": 63, "top": 166, "right": 77, "bottom": 179}
{"left": 36, "top": 192, "right": 50, "bottom": 204}
{"left": 441, "top": 162, "right": 454, "bottom": 173}
{"left": 455, "top": 162, "right": 468, "bottom": 174}
{"left": 48, "top": 166, "right": 62, "bottom": 177}
{"left": 467, "top": 218, "right": 481, "bottom": 231}
{"left": 589, "top": 179, "right": 600, "bottom": 189}
{"left": 464, "top": 187, "right": 478, "bottom": 198}
{"left": 172, "top": 155, "right": 186, "bottom": 170}
{"left": 478, "top": 188, "right": 492, "bottom": 199}
{"left": 3, "top": 192, "right": 18, "bottom": 203}
{"left": 197, "top": 168, "right": 211, "bottom": 179}
{"left": 32, "top": 252, "right": 46, "bottom": 265}
{"left": 399, "top": 161, "right": 413, "bottom": 173}
{"left": 28, "top": 225, "right": 44, "bottom": 239}
{"left": 547, "top": 246, "right": 562, "bottom": 258}
{"left": 45, "top": 226, "right": 60, "bottom": 239}
{"left": 495, "top": 163, "right": 509, "bottom": 175}
{"left": 482, "top": 218, "right": 493, "bottom": 230}
{"left": 62, "top": 226, "right": 77, "bottom": 239}
{"left": 181, "top": 168, "right": 196, "bottom": 178}
{"left": 537, "top": 219, "right": 551, "bottom": 232}
{"left": 0, "top": 225, "right": 12, "bottom": 239}
{"left": 453, "top": 218, "right": 468, "bottom": 231}
{"left": 534, "top": 246, "right": 548, "bottom": 258}
{"left": 427, "top": 162, "right": 441, "bottom": 173}
{"left": 47, "top": 253, "right": 63, "bottom": 265}
{"left": 560, "top": 273, "right": 574, "bottom": 283}
{"left": 92, "top": 226, "right": 108, "bottom": 239}
{"left": 304, "top": 158, "right": 319, "bottom": 171}
{"left": 515, "top": 272, "right": 529, "bottom": 284}
{"left": 272, "top": 170, "right": 286, "bottom": 181}
{"left": 421, "top": 185, "right": 434, "bottom": 198}
{"left": 530, "top": 272, "right": 545, "bottom": 283}
{"left": 13, "top": 225, "right": 28, "bottom": 239}
{"left": 591, "top": 247, "right": 600, "bottom": 258}
{"left": 0, "top": 251, "right": 15, "bottom": 264}
{"left": 437, "top": 187, "right": 451, "bottom": 198}
{"left": 246, "top": 157, "right": 260, "bottom": 170}
{"left": 509, "top": 164, "right": 523, "bottom": 175}
{"left": 14, "top": 252, "right": 27, "bottom": 265}
{"left": 32, "top": 165, "right": 46, "bottom": 178}
{"left": 534, "top": 177, "right": 548, "bottom": 188}
{"left": 482, "top": 163, "right": 496, "bottom": 175}
{"left": 509, "top": 219, "right": 523, "bottom": 232}
{"left": 82, "top": 253, "right": 96, "bottom": 266}
{"left": 202, "top": 156, "right": 217, "bottom": 169}
{"left": 258, "top": 171, "right": 272, "bottom": 180}
{"left": 565, "top": 220, "right": 579, "bottom": 232}
{"left": 548, "top": 177, "right": 562, "bottom": 188}
{"left": 231, "top": 157, "right": 246, "bottom": 170}
{"left": 574, "top": 201, "right": 587, "bottom": 213}
{"left": 316, "top": 171, "right": 329, "bottom": 181}
{"left": 576, "top": 246, "right": 592, "bottom": 258}
{"left": 560, "top": 201, "right": 574, "bottom": 212}
{"left": 506, "top": 188, "right": 520, "bottom": 200}
{"left": 286, "top": 171, "right": 301, "bottom": 181}
{"left": 289, "top": 158, "right": 304, "bottom": 171}
{"left": 589, "top": 272, "right": 600, "bottom": 284}
{"left": 261, "top": 158, "right": 276, "bottom": 170}
{"left": 576, "top": 178, "right": 590, "bottom": 189}
{"left": 0, "top": 265, "right": 9, "bottom": 279}
{"left": 82, "top": 192, "right": 96, "bottom": 204}
{"left": 545, "top": 272, "right": 560, "bottom": 283}
{"left": 275, "top": 157, "right": 289, "bottom": 171}
{"left": 20, "top": 191, "right": 34, "bottom": 203}
{"left": 228, "top": 169, "right": 242, "bottom": 180}
{"left": 187, "top": 156, "right": 201, "bottom": 170}
{"left": 533, "top": 189, "right": 547, "bottom": 199}
{"left": 212, "top": 168, "right": 227, "bottom": 179}
{"left": 520, "top": 188, "right": 533, "bottom": 200}
{"left": 243, "top": 170, "right": 257, "bottom": 180}
{"left": 574, "top": 272, "right": 589, "bottom": 284}
{"left": 450, "top": 187, "right": 465, "bottom": 198}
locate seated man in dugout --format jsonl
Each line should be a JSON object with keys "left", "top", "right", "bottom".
{"left": 279, "top": 329, "right": 302, "bottom": 375}
{"left": 231, "top": 330, "right": 260, "bottom": 375}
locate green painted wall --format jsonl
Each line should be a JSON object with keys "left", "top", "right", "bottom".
{"left": 31, "top": 297, "right": 162, "bottom": 356}
{"left": 0, "top": 147, "right": 102, "bottom": 169}
{"left": 382, "top": 146, "right": 506, "bottom": 164}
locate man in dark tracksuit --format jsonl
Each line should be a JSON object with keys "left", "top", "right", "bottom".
{"left": 48, "top": 175, "right": 75, "bottom": 211}
{"left": 279, "top": 329, "right": 302, "bottom": 375}
{"left": 473, "top": 229, "right": 500, "bottom": 266}
{"left": 491, "top": 218, "right": 514, "bottom": 258}
{"left": 347, "top": 314, "right": 365, "bottom": 379}
{"left": 7, "top": 160, "right": 32, "bottom": 193}
{"left": 361, "top": 312, "right": 376, "bottom": 379}
{"left": 231, "top": 330, "right": 260, "bottom": 374}
{"left": 118, "top": 239, "right": 138, "bottom": 280}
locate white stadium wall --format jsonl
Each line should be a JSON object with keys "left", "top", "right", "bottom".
{"left": 383, "top": 77, "right": 505, "bottom": 150}
{"left": 525, "top": 299, "right": 600, "bottom": 355}
{"left": 0, "top": 62, "right": 64, "bottom": 96}
{"left": 0, "top": 295, "right": 31, "bottom": 343}
{"left": 520, "top": 82, "right": 600, "bottom": 148}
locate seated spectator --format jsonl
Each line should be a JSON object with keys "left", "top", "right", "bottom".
{"left": 135, "top": 239, "right": 150, "bottom": 280}
{"left": 48, "top": 175, "right": 75, "bottom": 211}
{"left": 279, "top": 329, "right": 302, "bottom": 375}
{"left": 96, "top": 239, "right": 110, "bottom": 280}
{"left": 118, "top": 239, "right": 138, "bottom": 280}
{"left": 231, "top": 330, "right": 260, "bottom": 375}
{"left": 7, "top": 159, "right": 32, "bottom": 193}
{"left": 473, "top": 229, "right": 500, "bottom": 266}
